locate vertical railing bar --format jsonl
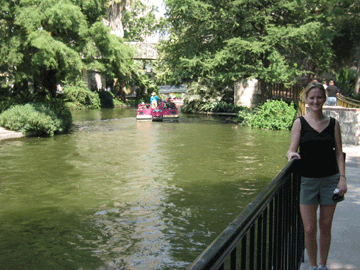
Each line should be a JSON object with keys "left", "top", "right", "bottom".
{"left": 295, "top": 172, "right": 301, "bottom": 267}
{"left": 279, "top": 187, "right": 284, "bottom": 269}
{"left": 297, "top": 172, "right": 306, "bottom": 266}
{"left": 284, "top": 181, "right": 289, "bottom": 269}
{"left": 268, "top": 200, "right": 274, "bottom": 270}
{"left": 291, "top": 174, "right": 296, "bottom": 267}
{"left": 289, "top": 175, "right": 294, "bottom": 267}
{"left": 230, "top": 247, "right": 237, "bottom": 270}
{"left": 293, "top": 172, "right": 298, "bottom": 267}
{"left": 274, "top": 193, "right": 279, "bottom": 270}
{"left": 286, "top": 178, "right": 291, "bottom": 268}
{"left": 262, "top": 206, "right": 268, "bottom": 269}
{"left": 250, "top": 224, "right": 255, "bottom": 270}
{"left": 241, "top": 235, "right": 247, "bottom": 270}
{"left": 257, "top": 214, "right": 263, "bottom": 268}
{"left": 283, "top": 179, "right": 289, "bottom": 269}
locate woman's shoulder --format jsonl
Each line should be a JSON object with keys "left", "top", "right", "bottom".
{"left": 292, "top": 117, "right": 302, "bottom": 130}
{"left": 295, "top": 116, "right": 304, "bottom": 125}
{"left": 328, "top": 116, "right": 338, "bottom": 126}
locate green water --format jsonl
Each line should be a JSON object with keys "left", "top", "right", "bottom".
{"left": 0, "top": 107, "right": 290, "bottom": 270}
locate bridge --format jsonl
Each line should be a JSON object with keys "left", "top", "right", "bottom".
{"left": 158, "top": 85, "right": 186, "bottom": 94}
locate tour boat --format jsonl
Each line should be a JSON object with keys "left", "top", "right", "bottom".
{"left": 136, "top": 101, "right": 178, "bottom": 121}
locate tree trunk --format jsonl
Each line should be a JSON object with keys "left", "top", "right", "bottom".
{"left": 355, "top": 67, "right": 360, "bottom": 93}
{"left": 107, "top": 0, "right": 128, "bottom": 37}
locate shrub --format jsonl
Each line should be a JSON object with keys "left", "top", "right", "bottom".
{"left": 200, "top": 101, "right": 244, "bottom": 113}
{"left": 0, "top": 102, "right": 72, "bottom": 136}
{"left": 181, "top": 78, "right": 234, "bottom": 113}
{"left": 242, "top": 100, "right": 297, "bottom": 130}
{"left": 336, "top": 67, "right": 357, "bottom": 97}
{"left": 237, "top": 107, "right": 253, "bottom": 125}
{"left": 98, "top": 90, "right": 115, "bottom": 108}
{"left": 62, "top": 81, "right": 101, "bottom": 110}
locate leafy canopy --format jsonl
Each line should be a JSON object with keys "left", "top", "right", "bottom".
{"left": 160, "top": 0, "right": 343, "bottom": 85}
{"left": 0, "top": 0, "right": 141, "bottom": 96}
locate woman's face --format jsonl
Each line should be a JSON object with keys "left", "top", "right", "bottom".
{"left": 305, "top": 88, "right": 326, "bottom": 111}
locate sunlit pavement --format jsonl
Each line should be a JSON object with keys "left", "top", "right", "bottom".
{"left": 300, "top": 146, "right": 360, "bottom": 270}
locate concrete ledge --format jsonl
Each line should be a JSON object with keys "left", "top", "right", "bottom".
{"left": 0, "top": 127, "right": 24, "bottom": 141}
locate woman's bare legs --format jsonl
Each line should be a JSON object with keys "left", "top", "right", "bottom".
{"left": 319, "top": 204, "right": 337, "bottom": 265}
{"left": 300, "top": 204, "right": 319, "bottom": 267}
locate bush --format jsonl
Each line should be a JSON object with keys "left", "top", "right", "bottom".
{"left": 241, "top": 100, "right": 297, "bottom": 130}
{"left": 237, "top": 107, "right": 253, "bottom": 125}
{"left": 62, "top": 82, "right": 101, "bottom": 110}
{"left": 181, "top": 78, "right": 234, "bottom": 113}
{"left": 336, "top": 67, "right": 357, "bottom": 97}
{"left": 0, "top": 102, "right": 72, "bottom": 136}
{"left": 200, "top": 101, "right": 244, "bottom": 113}
{"left": 98, "top": 90, "right": 115, "bottom": 108}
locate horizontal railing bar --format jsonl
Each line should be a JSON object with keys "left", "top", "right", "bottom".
{"left": 187, "top": 160, "right": 298, "bottom": 270}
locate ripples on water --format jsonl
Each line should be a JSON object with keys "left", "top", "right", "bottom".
{"left": 0, "top": 108, "right": 290, "bottom": 269}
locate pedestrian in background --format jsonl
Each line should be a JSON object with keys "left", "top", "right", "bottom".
{"left": 326, "top": 80, "right": 339, "bottom": 106}
{"left": 322, "top": 80, "right": 327, "bottom": 90}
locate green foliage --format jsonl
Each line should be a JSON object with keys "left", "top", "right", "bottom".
{"left": 98, "top": 90, "right": 115, "bottom": 108}
{"left": 181, "top": 77, "right": 234, "bottom": 113}
{"left": 237, "top": 108, "right": 253, "bottom": 126}
{"left": 160, "top": 0, "right": 360, "bottom": 85}
{"left": 336, "top": 67, "right": 357, "bottom": 97}
{"left": 241, "top": 100, "right": 297, "bottom": 130}
{"left": 0, "top": 0, "right": 148, "bottom": 98}
{"left": 122, "top": 0, "right": 158, "bottom": 42}
{"left": 200, "top": 102, "right": 243, "bottom": 113}
{"left": 0, "top": 102, "right": 72, "bottom": 136}
{"left": 61, "top": 81, "right": 101, "bottom": 110}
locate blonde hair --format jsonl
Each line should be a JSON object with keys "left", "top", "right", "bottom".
{"left": 303, "top": 82, "right": 326, "bottom": 100}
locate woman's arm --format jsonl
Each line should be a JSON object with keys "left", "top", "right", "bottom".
{"left": 286, "top": 118, "right": 301, "bottom": 161}
{"left": 334, "top": 120, "right": 347, "bottom": 196}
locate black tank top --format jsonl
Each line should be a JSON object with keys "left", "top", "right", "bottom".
{"left": 299, "top": 116, "right": 339, "bottom": 177}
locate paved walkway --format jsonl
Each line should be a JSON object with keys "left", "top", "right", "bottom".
{"left": 0, "top": 127, "right": 24, "bottom": 141}
{"left": 300, "top": 145, "right": 360, "bottom": 270}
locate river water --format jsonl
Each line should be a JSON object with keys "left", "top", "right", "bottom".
{"left": 0, "top": 107, "right": 290, "bottom": 270}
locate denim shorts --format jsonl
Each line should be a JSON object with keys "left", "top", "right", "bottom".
{"left": 300, "top": 173, "right": 341, "bottom": 205}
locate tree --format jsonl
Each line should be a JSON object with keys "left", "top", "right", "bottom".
{"left": 330, "top": 0, "right": 360, "bottom": 92}
{"left": 121, "top": 0, "right": 158, "bottom": 42}
{"left": 0, "top": 0, "right": 142, "bottom": 99}
{"left": 160, "top": 0, "right": 338, "bottom": 86}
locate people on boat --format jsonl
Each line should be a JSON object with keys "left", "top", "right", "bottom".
{"left": 150, "top": 92, "right": 159, "bottom": 108}
{"left": 165, "top": 96, "right": 176, "bottom": 109}
{"left": 140, "top": 102, "right": 147, "bottom": 110}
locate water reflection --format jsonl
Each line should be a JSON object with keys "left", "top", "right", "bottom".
{"left": 0, "top": 108, "right": 290, "bottom": 269}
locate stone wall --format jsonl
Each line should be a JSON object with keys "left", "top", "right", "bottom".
{"left": 308, "top": 106, "right": 360, "bottom": 145}
{"left": 234, "top": 79, "right": 261, "bottom": 108}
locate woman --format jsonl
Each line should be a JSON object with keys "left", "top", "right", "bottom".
{"left": 287, "top": 82, "right": 347, "bottom": 270}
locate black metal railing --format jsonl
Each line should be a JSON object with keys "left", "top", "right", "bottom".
{"left": 187, "top": 160, "right": 304, "bottom": 270}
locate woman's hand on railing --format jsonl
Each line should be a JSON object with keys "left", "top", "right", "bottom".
{"left": 286, "top": 151, "right": 301, "bottom": 162}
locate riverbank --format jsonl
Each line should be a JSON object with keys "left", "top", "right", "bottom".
{"left": 0, "top": 127, "right": 24, "bottom": 141}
